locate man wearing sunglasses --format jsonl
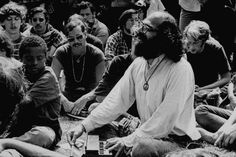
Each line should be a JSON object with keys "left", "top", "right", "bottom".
{"left": 51, "top": 19, "right": 105, "bottom": 118}
{"left": 67, "top": 11, "right": 201, "bottom": 157}
{"left": 23, "top": 6, "right": 67, "bottom": 66}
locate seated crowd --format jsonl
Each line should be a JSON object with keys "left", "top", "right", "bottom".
{"left": 0, "top": 0, "right": 236, "bottom": 157}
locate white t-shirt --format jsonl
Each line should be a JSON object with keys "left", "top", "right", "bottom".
{"left": 147, "top": 0, "right": 165, "bottom": 16}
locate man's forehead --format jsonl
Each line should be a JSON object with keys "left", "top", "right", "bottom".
{"left": 6, "top": 14, "right": 20, "bottom": 18}
{"left": 143, "top": 12, "right": 174, "bottom": 29}
{"left": 33, "top": 12, "right": 45, "bottom": 18}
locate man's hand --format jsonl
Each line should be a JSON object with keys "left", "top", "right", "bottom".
{"left": 105, "top": 137, "right": 125, "bottom": 152}
{"left": 66, "top": 124, "right": 85, "bottom": 146}
{"left": 71, "top": 93, "right": 95, "bottom": 115}
{"left": 60, "top": 94, "right": 74, "bottom": 113}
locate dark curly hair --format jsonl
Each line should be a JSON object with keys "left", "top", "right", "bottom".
{"left": 0, "top": 1, "right": 27, "bottom": 22}
{"left": 157, "top": 19, "right": 183, "bottom": 62}
{"left": 19, "top": 35, "right": 47, "bottom": 60}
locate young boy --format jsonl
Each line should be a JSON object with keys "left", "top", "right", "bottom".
{"left": 0, "top": 1, "right": 27, "bottom": 60}
{"left": 17, "top": 35, "right": 62, "bottom": 148}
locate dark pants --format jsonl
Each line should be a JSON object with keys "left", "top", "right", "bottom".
{"left": 179, "top": 8, "right": 202, "bottom": 32}
{"left": 195, "top": 105, "right": 232, "bottom": 132}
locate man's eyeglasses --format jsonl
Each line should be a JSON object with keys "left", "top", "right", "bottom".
{"left": 67, "top": 35, "right": 83, "bottom": 42}
{"left": 132, "top": 21, "right": 158, "bottom": 37}
{"left": 32, "top": 18, "right": 45, "bottom": 23}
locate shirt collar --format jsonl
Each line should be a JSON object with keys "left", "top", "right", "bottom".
{"left": 147, "top": 54, "right": 165, "bottom": 69}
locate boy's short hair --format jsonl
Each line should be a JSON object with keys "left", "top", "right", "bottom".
{"left": 0, "top": 1, "right": 27, "bottom": 22}
{"left": 0, "top": 30, "right": 14, "bottom": 57}
{"left": 19, "top": 35, "right": 47, "bottom": 59}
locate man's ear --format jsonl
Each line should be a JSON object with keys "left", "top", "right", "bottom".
{"left": 29, "top": 19, "right": 33, "bottom": 25}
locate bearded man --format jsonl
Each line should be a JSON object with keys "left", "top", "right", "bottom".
{"left": 67, "top": 11, "right": 201, "bottom": 157}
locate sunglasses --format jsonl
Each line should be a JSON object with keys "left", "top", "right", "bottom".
{"left": 67, "top": 35, "right": 84, "bottom": 42}
{"left": 32, "top": 18, "right": 45, "bottom": 22}
{"left": 132, "top": 21, "right": 158, "bottom": 37}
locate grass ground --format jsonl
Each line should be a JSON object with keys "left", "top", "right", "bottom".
{"left": 57, "top": 115, "right": 236, "bottom": 156}
{"left": 58, "top": 116, "right": 82, "bottom": 145}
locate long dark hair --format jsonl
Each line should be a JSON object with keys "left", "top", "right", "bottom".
{"left": 157, "top": 20, "right": 183, "bottom": 62}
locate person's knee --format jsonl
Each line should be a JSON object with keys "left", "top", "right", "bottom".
{"left": 195, "top": 105, "right": 210, "bottom": 124}
{"left": 15, "top": 126, "right": 56, "bottom": 148}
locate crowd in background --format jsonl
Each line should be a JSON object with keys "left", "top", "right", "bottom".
{"left": 1, "top": 0, "right": 236, "bottom": 157}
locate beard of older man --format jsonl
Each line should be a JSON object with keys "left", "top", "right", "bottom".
{"left": 133, "top": 32, "right": 161, "bottom": 60}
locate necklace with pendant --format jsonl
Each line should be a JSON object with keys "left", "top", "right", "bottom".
{"left": 143, "top": 56, "right": 165, "bottom": 91}
{"left": 71, "top": 54, "right": 85, "bottom": 83}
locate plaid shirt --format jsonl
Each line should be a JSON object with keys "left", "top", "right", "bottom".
{"left": 105, "top": 30, "right": 131, "bottom": 61}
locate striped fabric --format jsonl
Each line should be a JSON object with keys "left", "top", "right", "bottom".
{"left": 23, "top": 24, "right": 67, "bottom": 52}
{"left": 12, "top": 33, "right": 25, "bottom": 60}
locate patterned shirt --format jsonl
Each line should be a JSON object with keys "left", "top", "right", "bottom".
{"left": 12, "top": 33, "right": 25, "bottom": 60}
{"left": 105, "top": 30, "right": 131, "bottom": 61}
{"left": 23, "top": 24, "right": 67, "bottom": 53}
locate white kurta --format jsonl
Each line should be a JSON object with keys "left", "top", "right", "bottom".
{"left": 82, "top": 55, "right": 201, "bottom": 147}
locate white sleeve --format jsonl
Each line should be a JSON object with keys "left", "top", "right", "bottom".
{"left": 82, "top": 62, "right": 136, "bottom": 132}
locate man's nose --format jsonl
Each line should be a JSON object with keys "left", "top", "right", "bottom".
{"left": 11, "top": 19, "right": 16, "bottom": 25}
{"left": 32, "top": 59, "right": 38, "bottom": 65}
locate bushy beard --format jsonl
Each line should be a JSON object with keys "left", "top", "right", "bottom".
{"left": 133, "top": 33, "right": 160, "bottom": 60}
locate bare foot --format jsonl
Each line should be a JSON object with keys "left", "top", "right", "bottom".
{"left": 197, "top": 127, "right": 215, "bottom": 144}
